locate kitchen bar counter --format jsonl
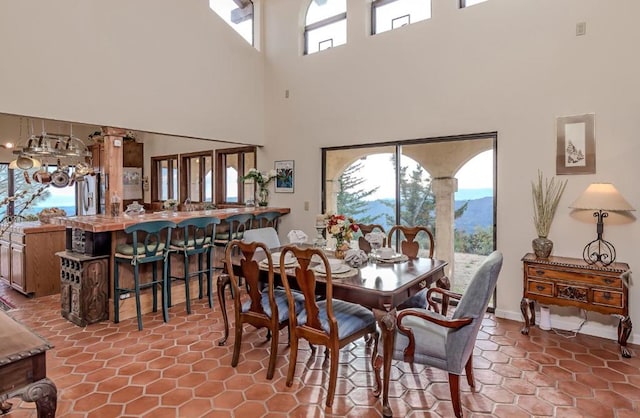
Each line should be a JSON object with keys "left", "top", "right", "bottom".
{"left": 55, "top": 207, "right": 290, "bottom": 232}
{"left": 53, "top": 206, "right": 290, "bottom": 323}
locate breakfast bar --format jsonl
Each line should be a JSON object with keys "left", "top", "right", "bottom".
{"left": 55, "top": 207, "right": 290, "bottom": 323}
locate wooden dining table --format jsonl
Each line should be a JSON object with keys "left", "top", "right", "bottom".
{"left": 216, "top": 247, "right": 448, "bottom": 417}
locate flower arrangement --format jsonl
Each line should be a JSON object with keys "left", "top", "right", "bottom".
{"left": 163, "top": 199, "right": 178, "bottom": 210}
{"left": 241, "top": 168, "right": 278, "bottom": 187}
{"left": 325, "top": 213, "right": 359, "bottom": 251}
{"left": 241, "top": 168, "right": 279, "bottom": 206}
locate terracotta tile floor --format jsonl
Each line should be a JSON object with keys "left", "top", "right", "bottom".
{"left": 1, "top": 282, "right": 639, "bottom": 418}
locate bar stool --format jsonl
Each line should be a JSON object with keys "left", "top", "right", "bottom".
{"left": 114, "top": 220, "right": 176, "bottom": 331}
{"left": 167, "top": 216, "right": 221, "bottom": 314}
{"left": 253, "top": 211, "right": 282, "bottom": 231}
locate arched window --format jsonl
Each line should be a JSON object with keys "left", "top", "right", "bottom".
{"left": 372, "top": 0, "right": 431, "bottom": 35}
{"left": 460, "top": 0, "right": 488, "bottom": 8}
{"left": 304, "top": 0, "right": 347, "bottom": 55}
{"left": 209, "top": 0, "right": 254, "bottom": 46}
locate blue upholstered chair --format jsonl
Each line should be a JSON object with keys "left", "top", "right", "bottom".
{"left": 242, "top": 227, "right": 281, "bottom": 250}
{"left": 355, "top": 223, "right": 386, "bottom": 254}
{"left": 374, "top": 251, "right": 503, "bottom": 418}
{"left": 167, "top": 216, "right": 221, "bottom": 314}
{"left": 279, "top": 246, "right": 377, "bottom": 408}
{"left": 114, "top": 220, "right": 176, "bottom": 331}
{"left": 225, "top": 240, "right": 304, "bottom": 379}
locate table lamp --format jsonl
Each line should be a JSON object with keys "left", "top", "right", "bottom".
{"left": 569, "top": 183, "right": 635, "bottom": 266}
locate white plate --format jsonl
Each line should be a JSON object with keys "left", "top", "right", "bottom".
{"left": 314, "top": 261, "right": 350, "bottom": 274}
{"left": 271, "top": 252, "right": 296, "bottom": 266}
{"left": 376, "top": 253, "right": 404, "bottom": 262}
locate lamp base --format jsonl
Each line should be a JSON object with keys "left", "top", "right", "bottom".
{"left": 582, "top": 238, "right": 616, "bottom": 266}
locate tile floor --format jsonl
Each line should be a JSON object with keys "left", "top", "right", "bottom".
{"left": 1, "top": 282, "right": 639, "bottom": 418}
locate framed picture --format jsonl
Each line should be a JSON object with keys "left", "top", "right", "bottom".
{"left": 275, "top": 160, "right": 294, "bottom": 193}
{"left": 556, "top": 113, "right": 596, "bottom": 175}
{"left": 122, "top": 167, "right": 143, "bottom": 200}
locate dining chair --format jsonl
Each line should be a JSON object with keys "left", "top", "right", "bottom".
{"left": 225, "top": 240, "right": 304, "bottom": 379}
{"left": 114, "top": 220, "right": 176, "bottom": 331}
{"left": 167, "top": 216, "right": 221, "bottom": 314}
{"left": 373, "top": 251, "right": 503, "bottom": 418}
{"left": 355, "top": 223, "right": 386, "bottom": 253}
{"left": 387, "top": 225, "right": 445, "bottom": 310}
{"left": 253, "top": 211, "right": 282, "bottom": 231}
{"left": 279, "top": 245, "right": 377, "bottom": 408}
{"left": 242, "top": 227, "right": 281, "bottom": 249}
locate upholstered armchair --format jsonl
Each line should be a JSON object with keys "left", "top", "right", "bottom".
{"left": 374, "top": 251, "right": 503, "bottom": 418}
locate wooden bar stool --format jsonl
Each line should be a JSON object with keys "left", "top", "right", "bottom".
{"left": 114, "top": 220, "right": 176, "bottom": 331}
{"left": 167, "top": 216, "right": 221, "bottom": 314}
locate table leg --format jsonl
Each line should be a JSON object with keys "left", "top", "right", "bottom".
{"left": 372, "top": 308, "right": 397, "bottom": 418}
{"left": 520, "top": 298, "right": 535, "bottom": 335}
{"left": 617, "top": 315, "right": 632, "bottom": 358}
{"left": 217, "top": 273, "right": 231, "bottom": 346}
{"left": 0, "top": 378, "right": 57, "bottom": 418}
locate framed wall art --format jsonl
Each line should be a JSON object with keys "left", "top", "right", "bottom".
{"left": 556, "top": 113, "right": 595, "bottom": 175}
{"left": 275, "top": 160, "right": 294, "bottom": 193}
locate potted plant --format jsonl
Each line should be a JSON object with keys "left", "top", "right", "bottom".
{"left": 531, "top": 170, "right": 567, "bottom": 258}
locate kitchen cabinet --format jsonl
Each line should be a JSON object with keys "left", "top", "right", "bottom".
{"left": 1, "top": 223, "right": 65, "bottom": 297}
{"left": 0, "top": 231, "right": 10, "bottom": 285}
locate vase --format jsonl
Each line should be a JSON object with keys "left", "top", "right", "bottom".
{"left": 334, "top": 236, "right": 349, "bottom": 259}
{"left": 532, "top": 236, "right": 553, "bottom": 258}
{"left": 256, "top": 187, "right": 269, "bottom": 207}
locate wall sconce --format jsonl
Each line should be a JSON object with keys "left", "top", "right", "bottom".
{"left": 569, "top": 183, "right": 635, "bottom": 266}
{"left": 1, "top": 142, "right": 15, "bottom": 149}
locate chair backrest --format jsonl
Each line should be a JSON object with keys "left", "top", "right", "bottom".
{"left": 225, "top": 240, "right": 277, "bottom": 318}
{"left": 175, "top": 216, "right": 221, "bottom": 250}
{"left": 221, "top": 213, "right": 254, "bottom": 240}
{"left": 279, "top": 246, "right": 336, "bottom": 341}
{"left": 446, "top": 251, "right": 503, "bottom": 373}
{"left": 356, "top": 223, "right": 386, "bottom": 253}
{"left": 243, "top": 227, "right": 281, "bottom": 249}
{"left": 123, "top": 220, "right": 176, "bottom": 258}
{"left": 387, "top": 225, "right": 435, "bottom": 259}
{"left": 253, "top": 211, "right": 282, "bottom": 231}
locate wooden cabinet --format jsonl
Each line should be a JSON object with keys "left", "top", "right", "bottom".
{"left": 521, "top": 253, "right": 631, "bottom": 357}
{"left": 0, "top": 232, "right": 10, "bottom": 285}
{"left": 1, "top": 223, "right": 65, "bottom": 297}
{"left": 58, "top": 252, "right": 109, "bottom": 326}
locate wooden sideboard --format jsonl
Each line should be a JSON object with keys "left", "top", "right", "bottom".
{"left": 520, "top": 253, "right": 632, "bottom": 357}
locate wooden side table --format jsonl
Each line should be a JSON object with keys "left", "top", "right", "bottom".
{"left": 521, "top": 253, "right": 632, "bottom": 357}
{"left": 0, "top": 311, "right": 57, "bottom": 417}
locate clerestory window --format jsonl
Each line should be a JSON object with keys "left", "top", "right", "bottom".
{"left": 372, "top": 0, "right": 431, "bottom": 35}
{"left": 460, "top": 0, "right": 488, "bottom": 8}
{"left": 304, "top": 0, "right": 347, "bottom": 55}
{"left": 209, "top": 0, "right": 254, "bottom": 46}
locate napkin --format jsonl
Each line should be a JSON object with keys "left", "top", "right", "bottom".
{"left": 287, "top": 230, "right": 308, "bottom": 244}
{"left": 344, "top": 249, "right": 368, "bottom": 268}
{"left": 365, "top": 232, "right": 385, "bottom": 246}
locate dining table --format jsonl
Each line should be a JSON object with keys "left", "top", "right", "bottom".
{"left": 216, "top": 247, "right": 448, "bottom": 417}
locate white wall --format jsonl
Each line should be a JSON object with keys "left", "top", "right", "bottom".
{"left": 261, "top": 0, "right": 639, "bottom": 343}
{"left": 1, "top": 0, "right": 638, "bottom": 344}
{"left": 0, "top": 0, "right": 265, "bottom": 145}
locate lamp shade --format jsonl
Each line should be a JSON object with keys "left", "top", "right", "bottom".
{"left": 569, "top": 183, "right": 635, "bottom": 212}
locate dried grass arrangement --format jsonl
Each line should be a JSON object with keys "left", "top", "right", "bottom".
{"left": 531, "top": 170, "right": 567, "bottom": 238}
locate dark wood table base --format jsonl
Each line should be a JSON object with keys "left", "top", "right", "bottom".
{"left": 0, "top": 378, "right": 57, "bottom": 418}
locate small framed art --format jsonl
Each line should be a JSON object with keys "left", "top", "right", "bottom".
{"left": 556, "top": 113, "right": 595, "bottom": 175}
{"left": 275, "top": 160, "right": 294, "bottom": 193}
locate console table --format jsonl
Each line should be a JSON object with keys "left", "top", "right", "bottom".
{"left": 520, "top": 253, "right": 632, "bottom": 357}
{"left": 0, "top": 311, "right": 57, "bottom": 417}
